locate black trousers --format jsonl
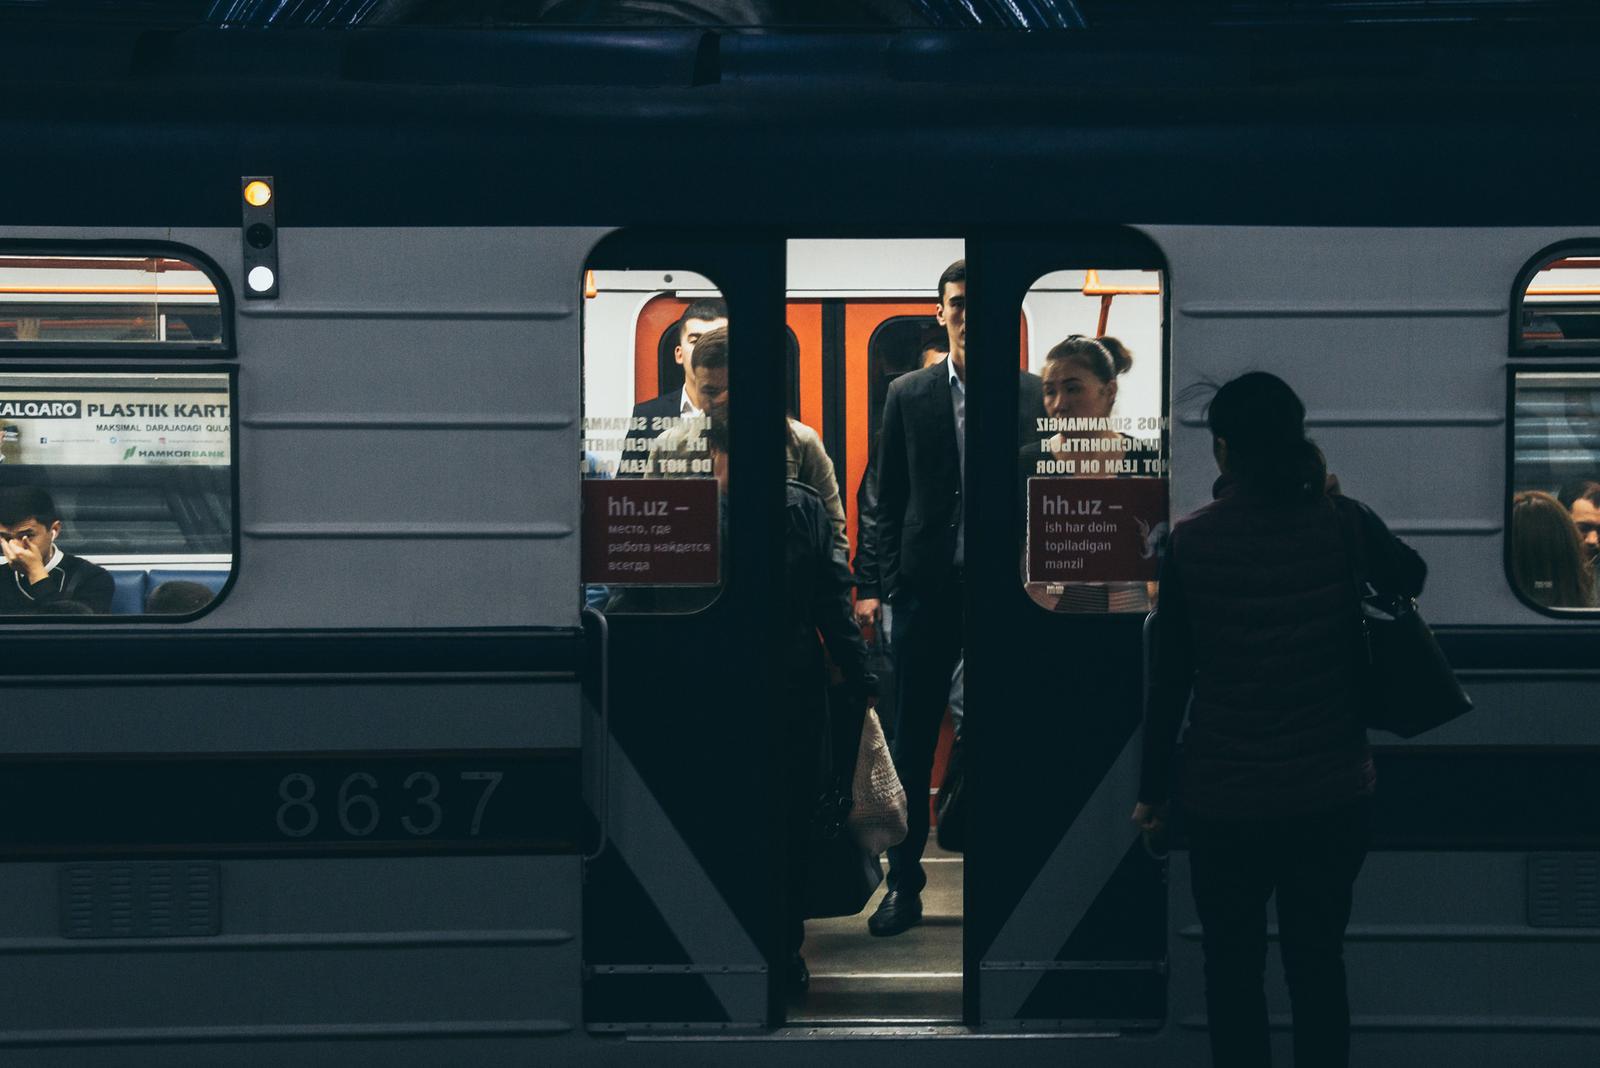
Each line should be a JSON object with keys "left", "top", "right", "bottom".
{"left": 885, "top": 572, "right": 964, "bottom": 896}
{"left": 1186, "top": 798, "right": 1372, "bottom": 1068}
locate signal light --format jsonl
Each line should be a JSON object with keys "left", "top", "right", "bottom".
{"left": 241, "top": 175, "right": 278, "bottom": 300}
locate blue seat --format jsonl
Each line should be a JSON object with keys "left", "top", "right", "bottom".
{"left": 109, "top": 571, "right": 149, "bottom": 615}
{"left": 146, "top": 570, "right": 228, "bottom": 597}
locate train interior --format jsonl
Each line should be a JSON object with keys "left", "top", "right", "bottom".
{"left": 0, "top": 255, "right": 233, "bottom": 615}
{"left": 580, "top": 238, "right": 1166, "bottom": 1025}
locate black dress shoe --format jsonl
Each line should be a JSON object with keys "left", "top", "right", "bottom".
{"left": 867, "top": 890, "right": 922, "bottom": 937}
{"left": 786, "top": 953, "right": 810, "bottom": 994}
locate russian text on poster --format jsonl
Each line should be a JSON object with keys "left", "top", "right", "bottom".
{"left": 582, "top": 478, "right": 720, "bottom": 585}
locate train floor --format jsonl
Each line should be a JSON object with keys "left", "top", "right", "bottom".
{"left": 790, "top": 842, "right": 963, "bottom": 1025}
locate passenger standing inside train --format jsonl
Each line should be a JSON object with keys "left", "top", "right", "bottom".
{"left": 782, "top": 476, "right": 877, "bottom": 992}
{"left": 869, "top": 260, "right": 1044, "bottom": 936}
{"left": 0, "top": 486, "right": 114, "bottom": 614}
{"left": 622, "top": 298, "right": 728, "bottom": 466}
{"left": 1134, "top": 372, "right": 1425, "bottom": 1068}
{"left": 1511, "top": 490, "right": 1597, "bottom": 608}
{"left": 645, "top": 326, "right": 849, "bottom": 558}
{"left": 1020, "top": 334, "right": 1155, "bottom": 480}
{"left": 1556, "top": 479, "right": 1600, "bottom": 566}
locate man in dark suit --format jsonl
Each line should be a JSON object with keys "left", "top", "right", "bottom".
{"left": 619, "top": 298, "right": 727, "bottom": 473}
{"left": 853, "top": 331, "right": 949, "bottom": 632}
{"left": 867, "top": 260, "right": 1044, "bottom": 936}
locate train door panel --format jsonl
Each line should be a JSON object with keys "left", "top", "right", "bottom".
{"left": 789, "top": 299, "right": 824, "bottom": 428}
{"left": 581, "top": 236, "right": 789, "bottom": 1032}
{"left": 966, "top": 232, "right": 1170, "bottom": 1031}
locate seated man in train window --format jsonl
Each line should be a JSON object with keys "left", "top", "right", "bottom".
{"left": 0, "top": 486, "right": 114, "bottom": 614}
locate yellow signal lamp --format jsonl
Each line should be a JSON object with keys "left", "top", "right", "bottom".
{"left": 243, "top": 180, "right": 273, "bottom": 207}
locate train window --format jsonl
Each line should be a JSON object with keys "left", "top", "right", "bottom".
{"left": 867, "top": 314, "right": 941, "bottom": 449}
{"left": 0, "top": 370, "right": 234, "bottom": 618}
{"left": 1508, "top": 371, "right": 1600, "bottom": 611}
{"left": 581, "top": 270, "right": 727, "bottom": 613}
{"left": 1018, "top": 269, "right": 1167, "bottom": 612}
{"left": 1517, "top": 252, "right": 1600, "bottom": 353}
{"left": 0, "top": 254, "right": 224, "bottom": 349}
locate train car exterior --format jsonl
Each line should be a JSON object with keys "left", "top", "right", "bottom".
{"left": 3, "top": 15, "right": 1600, "bottom": 1067}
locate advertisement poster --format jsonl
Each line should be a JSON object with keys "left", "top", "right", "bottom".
{"left": 1026, "top": 477, "right": 1169, "bottom": 584}
{"left": 581, "top": 479, "right": 720, "bottom": 585}
{"left": 0, "top": 381, "right": 230, "bottom": 468}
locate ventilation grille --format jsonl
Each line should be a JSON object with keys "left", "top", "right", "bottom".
{"left": 1527, "top": 854, "right": 1600, "bottom": 928}
{"left": 59, "top": 862, "right": 221, "bottom": 939}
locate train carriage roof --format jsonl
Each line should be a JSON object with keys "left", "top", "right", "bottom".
{"left": 6, "top": 0, "right": 1600, "bottom": 29}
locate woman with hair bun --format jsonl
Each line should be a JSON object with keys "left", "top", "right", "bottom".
{"left": 1133, "top": 371, "right": 1426, "bottom": 1068}
{"left": 1022, "top": 334, "right": 1154, "bottom": 478}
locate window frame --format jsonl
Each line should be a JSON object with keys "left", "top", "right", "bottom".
{"left": 581, "top": 262, "right": 734, "bottom": 618}
{"left": 0, "top": 240, "right": 234, "bottom": 359}
{"left": 1502, "top": 360, "right": 1600, "bottom": 619}
{"left": 1016, "top": 265, "right": 1170, "bottom": 616}
{"left": 0, "top": 359, "right": 240, "bottom": 623}
{"left": 1511, "top": 239, "right": 1600, "bottom": 358}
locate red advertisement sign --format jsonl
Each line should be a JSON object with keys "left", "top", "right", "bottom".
{"left": 582, "top": 479, "right": 721, "bottom": 585}
{"left": 1027, "top": 477, "right": 1170, "bottom": 584}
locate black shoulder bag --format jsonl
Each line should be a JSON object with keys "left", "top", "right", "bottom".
{"left": 1334, "top": 497, "right": 1473, "bottom": 738}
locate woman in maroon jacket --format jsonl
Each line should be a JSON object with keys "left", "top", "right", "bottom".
{"left": 1133, "top": 372, "right": 1424, "bottom": 1068}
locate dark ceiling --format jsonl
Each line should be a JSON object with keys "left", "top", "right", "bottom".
{"left": 4, "top": 0, "right": 1600, "bottom": 29}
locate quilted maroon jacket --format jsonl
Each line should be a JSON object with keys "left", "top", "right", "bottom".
{"left": 1139, "top": 479, "right": 1424, "bottom": 819}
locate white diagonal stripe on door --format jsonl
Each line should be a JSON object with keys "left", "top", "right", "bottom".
{"left": 980, "top": 732, "right": 1143, "bottom": 1024}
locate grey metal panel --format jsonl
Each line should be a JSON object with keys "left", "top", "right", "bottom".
{"left": 241, "top": 426, "right": 569, "bottom": 529}
{"left": 228, "top": 225, "right": 605, "bottom": 630}
{"left": 1375, "top": 679, "right": 1600, "bottom": 747}
{"left": 0, "top": 857, "right": 568, "bottom": 940}
{"left": 234, "top": 318, "right": 569, "bottom": 418}
{"left": 1144, "top": 224, "right": 1597, "bottom": 627}
{"left": 0, "top": 856, "right": 579, "bottom": 1038}
{"left": 1, "top": 946, "right": 574, "bottom": 1029}
{"left": 0, "top": 680, "right": 578, "bottom": 753}
{"left": 266, "top": 227, "right": 585, "bottom": 318}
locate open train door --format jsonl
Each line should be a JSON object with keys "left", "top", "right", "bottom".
{"left": 964, "top": 230, "right": 1171, "bottom": 1032}
{"left": 579, "top": 232, "right": 791, "bottom": 1033}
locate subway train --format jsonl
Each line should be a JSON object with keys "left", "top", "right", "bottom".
{"left": 3, "top": 9, "right": 1600, "bottom": 1067}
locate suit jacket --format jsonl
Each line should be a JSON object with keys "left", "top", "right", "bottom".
{"left": 876, "top": 361, "right": 1044, "bottom": 600}
{"left": 620, "top": 391, "right": 686, "bottom": 474}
